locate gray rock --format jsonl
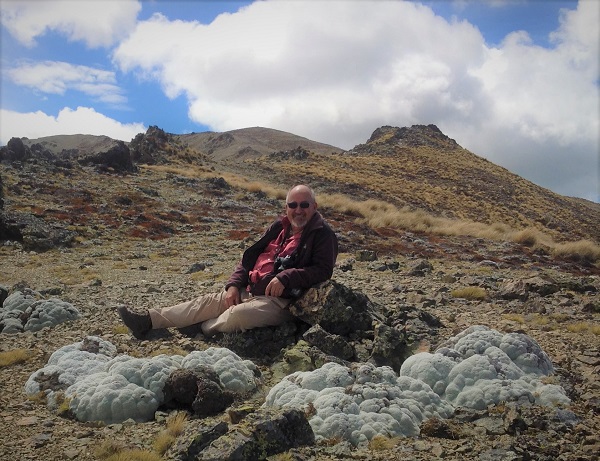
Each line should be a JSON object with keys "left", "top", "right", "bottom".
{"left": 165, "top": 419, "right": 229, "bottom": 461}
{"left": 288, "top": 280, "right": 383, "bottom": 336}
{"left": 407, "top": 258, "right": 433, "bottom": 276}
{"left": 195, "top": 408, "right": 314, "bottom": 461}
{"left": 302, "top": 324, "right": 354, "bottom": 360}
{"left": 497, "top": 276, "right": 560, "bottom": 300}
{"left": 0, "top": 210, "right": 76, "bottom": 251}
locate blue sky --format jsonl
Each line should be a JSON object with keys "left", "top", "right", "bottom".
{"left": 1, "top": 0, "right": 598, "bottom": 202}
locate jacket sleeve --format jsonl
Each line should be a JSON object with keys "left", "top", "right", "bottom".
{"left": 225, "top": 261, "right": 248, "bottom": 291}
{"left": 276, "top": 223, "right": 338, "bottom": 293}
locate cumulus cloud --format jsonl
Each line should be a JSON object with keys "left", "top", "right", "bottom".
{"left": 113, "top": 2, "right": 485, "bottom": 141}
{"left": 111, "top": 0, "right": 598, "bottom": 201}
{"left": 0, "top": 107, "right": 146, "bottom": 145}
{"left": 7, "top": 61, "right": 127, "bottom": 105}
{"left": 0, "top": 0, "right": 141, "bottom": 48}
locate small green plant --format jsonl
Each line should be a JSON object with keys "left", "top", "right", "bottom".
{"left": 0, "top": 349, "right": 31, "bottom": 367}
{"left": 113, "top": 325, "right": 129, "bottom": 335}
{"left": 54, "top": 392, "right": 74, "bottom": 418}
{"left": 450, "top": 287, "right": 487, "bottom": 300}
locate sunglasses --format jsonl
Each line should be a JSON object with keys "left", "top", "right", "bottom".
{"left": 287, "top": 201, "right": 311, "bottom": 209}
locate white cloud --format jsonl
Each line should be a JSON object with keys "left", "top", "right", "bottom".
{"left": 113, "top": 1, "right": 485, "bottom": 141}
{"left": 0, "top": 107, "right": 146, "bottom": 145}
{"left": 0, "top": 0, "right": 141, "bottom": 48}
{"left": 7, "top": 61, "right": 127, "bottom": 105}
{"left": 112, "top": 0, "right": 598, "bottom": 201}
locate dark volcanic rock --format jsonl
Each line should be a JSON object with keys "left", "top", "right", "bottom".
{"left": 78, "top": 141, "right": 136, "bottom": 173}
{"left": 0, "top": 210, "right": 76, "bottom": 251}
{"left": 163, "top": 368, "right": 234, "bottom": 417}
{"left": 288, "top": 280, "right": 384, "bottom": 336}
{"left": 0, "top": 137, "right": 30, "bottom": 163}
{"left": 197, "top": 408, "right": 314, "bottom": 461}
{"left": 130, "top": 125, "right": 174, "bottom": 164}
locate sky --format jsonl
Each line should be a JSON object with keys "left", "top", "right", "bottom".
{"left": 0, "top": 0, "right": 598, "bottom": 203}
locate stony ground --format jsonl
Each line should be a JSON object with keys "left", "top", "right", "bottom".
{"left": 0, "top": 163, "right": 599, "bottom": 460}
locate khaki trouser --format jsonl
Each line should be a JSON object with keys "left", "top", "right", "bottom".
{"left": 148, "top": 290, "right": 294, "bottom": 336}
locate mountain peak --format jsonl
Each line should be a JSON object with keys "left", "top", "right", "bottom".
{"left": 360, "top": 124, "right": 460, "bottom": 151}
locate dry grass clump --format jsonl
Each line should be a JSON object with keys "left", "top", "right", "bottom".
{"left": 0, "top": 349, "right": 31, "bottom": 367}
{"left": 96, "top": 412, "right": 187, "bottom": 460}
{"left": 368, "top": 435, "right": 402, "bottom": 450}
{"left": 552, "top": 240, "right": 600, "bottom": 264}
{"left": 566, "top": 322, "right": 600, "bottom": 335}
{"left": 503, "top": 314, "right": 600, "bottom": 335}
{"left": 502, "top": 314, "right": 525, "bottom": 324}
{"left": 510, "top": 228, "right": 550, "bottom": 248}
{"left": 450, "top": 287, "right": 487, "bottom": 300}
{"left": 95, "top": 443, "right": 162, "bottom": 461}
{"left": 144, "top": 165, "right": 599, "bottom": 265}
{"left": 153, "top": 412, "right": 188, "bottom": 455}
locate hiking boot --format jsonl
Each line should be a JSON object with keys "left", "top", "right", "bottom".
{"left": 117, "top": 305, "right": 152, "bottom": 339}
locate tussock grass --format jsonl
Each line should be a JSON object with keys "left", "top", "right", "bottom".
{"left": 152, "top": 433, "right": 175, "bottom": 456}
{"left": 566, "top": 322, "right": 600, "bottom": 335}
{"left": 153, "top": 412, "right": 188, "bottom": 455}
{"left": 165, "top": 412, "right": 187, "bottom": 436}
{"left": 0, "top": 349, "right": 31, "bottom": 367}
{"left": 450, "top": 287, "right": 487, "bottom": 300}
{"left": 502, "top": 314, "right": 525, "bottom": 324}
{"left": 368, "top": 435, "right": 401, "bottom": 450}
{"left": 504, "top": 314, "right": 599, "bottom": 335}
{"left": 96, "top": 413, "right": 187, "bottom": 460}
{"left": 142, "top": 165, "right": 600, "bottom": 265}
{"left": 98, "top": 448, "right": 163, "bottom": 461}
{"left": 552, "top": 240, "right": 600, "bottom": 264}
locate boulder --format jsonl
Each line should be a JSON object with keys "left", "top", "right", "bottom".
{"left": 0, "top": 210, "right": 76, "bottom": 251}
{"left": 163, "top": 368, "right": 235, "bottom": 417}
{"left": 195, "top": 408, "right": 314, "bottom": 461}
{"left": 78, "top": 141, "right": 136, "bottom": 173}
{"left": 0, "top": 137, "right": 30, "bottom": 163}
{"left": 288, "top": 280, "right": 383, "bottom": 336}
{"left": 497, "top": 276, "right": 560, "bottom": 300}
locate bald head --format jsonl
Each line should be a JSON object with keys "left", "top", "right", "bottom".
{"left": 285, "top": 185, "right": 317, "bottom": 232}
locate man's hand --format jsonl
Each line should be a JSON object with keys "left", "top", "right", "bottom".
{"left": 265, "top": 277, "right": 285, "bottom": 297}
{"left": 225, "top": 286, "right": 241, "bottom": 308}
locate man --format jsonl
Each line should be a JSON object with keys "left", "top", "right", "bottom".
{"left": 118, "top": 184, "right": 338, "bottom": 339}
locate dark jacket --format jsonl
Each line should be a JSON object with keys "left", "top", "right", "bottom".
{"left": 225, "top": 212, "right": 338, "bottom": 298}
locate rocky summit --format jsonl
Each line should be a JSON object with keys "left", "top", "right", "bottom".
{"left": 0, "top": 125, "right": 598, "bottom": 461}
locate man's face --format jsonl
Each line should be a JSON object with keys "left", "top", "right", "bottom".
{"left": 286, "top": 188, "right": 317, "bottom": 231}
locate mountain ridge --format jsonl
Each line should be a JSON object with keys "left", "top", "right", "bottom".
{"left": 4, "top": 124, "right": 599, "bottom": 243}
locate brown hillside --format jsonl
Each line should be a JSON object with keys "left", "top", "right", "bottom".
{"left": 233, "top": 125, "right": 600, "bottom": 243}
{"left": 177, "top": 126, "right": 344, "bottom": 160}
{"left": 11, "top": 124, "right": 600, "bottom": 243}
{"left": 21, "top": 134, "right": 120, "bottom": 154}
{"left": 0, "top": 126, "right": 599, "bottom": 461}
